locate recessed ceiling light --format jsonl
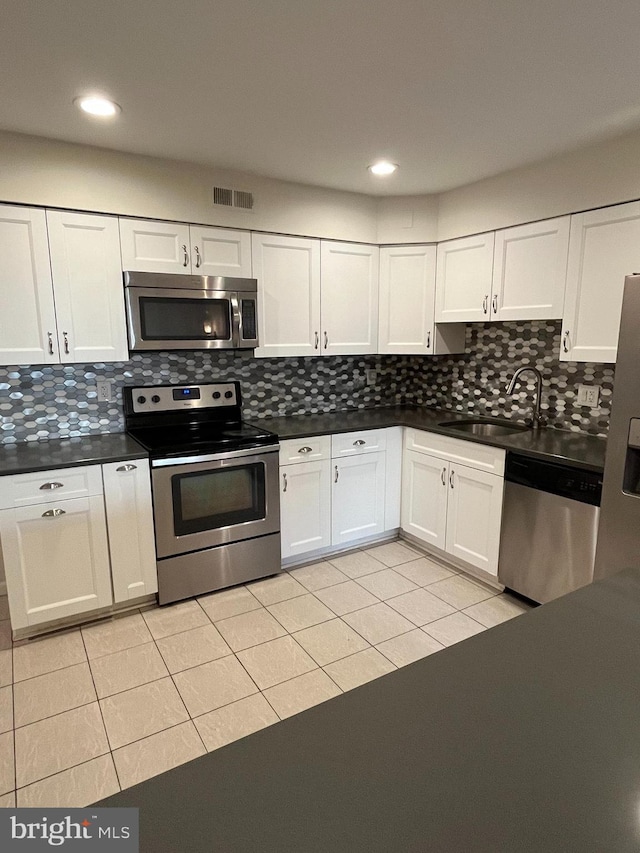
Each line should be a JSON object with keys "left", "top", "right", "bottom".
{"left": 74, "top": 96, "right": 121, "bottom": 117}
{"left": 368, "top": 160, "right": 398, "bottom": 176}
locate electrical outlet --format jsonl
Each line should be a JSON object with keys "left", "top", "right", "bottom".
{"left": 97, "top": 380, "right": 114, "bottom": 403}
{"left": 577, "top": 384, "right": 600, "bottom": 408}
{"left": 365, "top": 369, "right": 377, "bottom": 386}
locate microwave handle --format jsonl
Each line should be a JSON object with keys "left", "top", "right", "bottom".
{"left": 230, "top": 294, "right": 242, "bottom": 347}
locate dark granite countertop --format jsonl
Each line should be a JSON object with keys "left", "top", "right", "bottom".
{"left": 0, "top": 433, "right": 148, "bottom": 476}
{"left": 249, "top": 406, "right": 607, "bottom": 472}
{"left": 98, "top": 567, "right": 640, "bottom": 852}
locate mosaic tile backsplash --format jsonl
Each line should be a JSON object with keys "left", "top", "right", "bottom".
{"left": 0, "top": 320, "right": 614, "bottom": 444}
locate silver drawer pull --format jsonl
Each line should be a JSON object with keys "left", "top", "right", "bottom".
{"left": 39, "top": 482, "right": 63, "bottom": 490}
{"left": 334, "top": 465, "right": 339, "bottom": 483}
{"left": 441, "top": 467, "right": 446, "bottom": 486}
{"left": 42, "top": 508, "right": 66, "bottom": 518}
{"left": 449, "top": 470, "right": 455, "bottom": 489}
{"left": 116, "top": 464, "right": 137, "bottom": 472}
{"left": 353, "top": 440, "right": 366, "bottom": 447}
{"left": 282, "top": 473, "right": 287, "bottom": 493}
{"left": 298, "top": 447, "right": 313, "bottom": 454}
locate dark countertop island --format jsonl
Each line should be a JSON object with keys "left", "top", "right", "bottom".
{"left": 98, "top": 567, "right": 640, "bottom": 852}
{"left": 250, "top": 406, "right": 607, "bottom": 472}
{"left": 0, "top": 432, "right": 148, "bottom": 476}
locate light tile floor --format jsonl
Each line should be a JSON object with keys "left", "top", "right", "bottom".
{"left": 0, "top": 540, "right": 532, "bottom": 807}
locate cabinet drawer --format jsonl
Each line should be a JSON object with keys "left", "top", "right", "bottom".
{"left": 332, "top": 429, "right": 387, "bottom": 458}
{"left": 279, "top": 436, "right": 331, "bottom": 465}
{"left": 405, "top": 429, "right": 505, "bottom": 476}
{"left": 0, "top": 465, "right": 104, "bottom": 509}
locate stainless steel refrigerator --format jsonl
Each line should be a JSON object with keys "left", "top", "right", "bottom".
{"left": 594, "top": 274, "right": 640, "bottom": 578}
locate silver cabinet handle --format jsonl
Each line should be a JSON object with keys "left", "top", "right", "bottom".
{"left": 194, "top": 246, "right": 202, "bottom": 268}
{"left": 47, "top": 331, "right": 54, "bottom": 355}
{"left": 282, "top": 473, "right": 287, "bottom": 493}
{"left": 116, "top": 464, "right": 137, "bottom": 472}
{"left": 353, "top": 440, "right": 366, "bottom": 447}
{"left": 324, "top": 331, "right": 328, "bottom": 350}
{"left": 42, "top": 508, "right": 66, "bottom": 518}
{"left": 63, "top": 331, "right": 69, "bottom": 354}
{"left": 426, "top": 330, "right": 431, "bottom": 349}
{"left": 441, "top": 467, "right": 446, "bottom": 486}
{"left": 334, "top": 465, "right": 339, "bottom": 483}
{"left": 182, "top": 244, "right": 189, "bottom": 267}
{"left": 482, "top": 295, "right": 488, "bottom": 315}
{"left": 39, "top": 481, "right": 63, "bottom": 490}
{"left": 492, "top": 294, "right": 498, "bottom": 314}
{"left": 314, "top": 331, "right": 319, "bottom": 350}
{"left": 449, "top": 470, "right": 455, "bottom": 489}
{"left": 563, "top": 330, "right": 570, "bottom": 353}
{"left": 298, "top": 446, "right": 313, "bottom": 454}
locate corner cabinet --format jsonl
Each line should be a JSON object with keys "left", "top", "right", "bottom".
{"left": 401, "top": 429, "right": 505, "bottom": 577}
{"left": 561, "top": 201, "right": 640, "bottom": 363}
{"left": 119, "top": 218, "right": 252, "bottom": 277}
{"left": 0, "top": 460, "right": 157, "bottom": 633}
{"left": 378, "top": 245, "right": 465, "bottom": 355}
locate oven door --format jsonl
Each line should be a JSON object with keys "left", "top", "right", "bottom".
{"left": 151, "top": 447, "right": 280, "bottom": 558}
{"left": 126, "top": 286, "right": 239, "bottom": 350}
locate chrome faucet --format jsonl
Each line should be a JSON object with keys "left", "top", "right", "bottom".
{"left": 506, "top": 366, "right": 547, "bottom": 428}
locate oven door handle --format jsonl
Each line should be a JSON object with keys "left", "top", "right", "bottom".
{"left": 151, "top": 445, "right": 280, "bottom": 467}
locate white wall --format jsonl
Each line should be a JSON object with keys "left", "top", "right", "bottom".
{"left": 437, "top": 126, "right": 640, "bottom": 241}
{"left": 0, "top": 130, "right": 378, "bottom": 243}
{"left": 376, "top": 195, "right": 439, "bottom": 243}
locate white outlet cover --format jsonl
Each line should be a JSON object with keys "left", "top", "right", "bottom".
{"left": 577, "top": 384, "right": 600, "bottom": 408}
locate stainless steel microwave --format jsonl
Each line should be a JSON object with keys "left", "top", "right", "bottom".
{"left": 124, "top": 271, "right": 259, "bottom": 351}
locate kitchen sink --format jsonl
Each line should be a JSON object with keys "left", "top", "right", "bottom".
{"left": 438, "top": 418, "right": 531, "bottom": 437}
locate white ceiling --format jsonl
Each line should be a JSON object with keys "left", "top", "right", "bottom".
{"left": 3, "top": 0, "right": 640, "bottom": 196}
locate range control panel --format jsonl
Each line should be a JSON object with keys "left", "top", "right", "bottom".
{"left": 127, "top": 383, "right": 238, "bottom": 414}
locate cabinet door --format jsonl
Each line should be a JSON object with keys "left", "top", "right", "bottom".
{"left": 492, "top": 217, "right": 569, "bottom": 321}
{"left": 321, "top": 241, "right": 379, "bottom": 355}
{"left": 378, "top": 245, "right": 436, "bottom": 354}
{"left": 0, "top": 496, "right": 112, "bottom": 630}
{"left": 435, "top": 233, "right": 495, "bottom": 323}
{"left": 252, "top": 233, "right": 321, "bottom": 357}
{"left": 119, "top": 218, "right": 192, "bottom": 273}
{"left": 561, "top": 202, "right": 640, "bottom": 363}
{"left": 280, "top": 461, "right": 331, "bottom": 559}
{"left": 445, "top": 464, "right": 504, "bottom": 576}
{"left": 189, "top": 226, "right": 252, "bottom": 277}
{"left": 103, "top": 459, "right": 158, "bottom": 602}
{"left": 0, "top": 204, "right": 57, "bottom": 365}
{"left": 332, "top": 451, "right": 386, "bottom": 545}
{"left": 47, "top": 211, "right": 128, "bottom": 363}
{"left": 400, "top": 449, "right": 448, "bottom": 549}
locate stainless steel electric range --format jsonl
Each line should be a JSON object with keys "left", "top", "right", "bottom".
{"left": 124, "top": 382, "right": 281, "bottom": 605}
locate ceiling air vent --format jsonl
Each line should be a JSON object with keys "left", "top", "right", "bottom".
{"left": 212, "top": 186, "right": 233, "bottom": 207}
{"left": 234, "top": 190, "right": 254, "bottom": 210}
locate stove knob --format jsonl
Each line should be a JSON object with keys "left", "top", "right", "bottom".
{"left": 137, "top": 395, "right": 146, "bottom": 404}
{"left": 224, "top": 391, "right": 233, "bottom": 399}
{"left": 151, "top": 395, "right": 161, "bottom": 403}
{"left": 212, "top": 391, "right": 221, "bottom": 400}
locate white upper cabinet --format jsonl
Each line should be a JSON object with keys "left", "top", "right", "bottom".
{"left": 379, "top": 245, "right": 465, "bottom": 355}
{"left": 0, "top": 205, "right": 57, "bottom": 365}
{"left": 561, "top": 202, "right": 640, "bottom": 363}
{"left": 492, "top": 217, "right": 569, "bottom": 321}
{"left": 435, "top": 232, "right": 495, "bottom": 323}
{"left": 46, "top": 211, "right": 128, "bottom": 363}
{"left": 119, "top": 218, "right": 192, "bottom": 273}
{"left": 252, "top": 233, "right": 321, "bottom": 357}
{"left": 321, "top": 241, "right": 379, "bottom": 355}
{"left": 189, "top": 226, "right": 252, "bottom": 277}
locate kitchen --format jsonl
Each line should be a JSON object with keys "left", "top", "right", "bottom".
{"left": 1, "top": 1, "right": 640, "bottom": 848}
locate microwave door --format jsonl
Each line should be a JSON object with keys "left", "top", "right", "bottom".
{"left": 126, "top": 287, "right": 235, "bottom": 350}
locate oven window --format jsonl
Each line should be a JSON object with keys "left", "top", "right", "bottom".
{"left": 172, "top": 463, "right": 265, "bottom": 535}
{"left": 140, "top": 296, "right": 231, "bottom": 341}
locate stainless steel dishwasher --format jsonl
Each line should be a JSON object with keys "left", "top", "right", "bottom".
{"left": 498, "top": 453, "right": 602, "bottom": 604}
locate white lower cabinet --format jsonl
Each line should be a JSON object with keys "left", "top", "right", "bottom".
{"left": 401, "top": 430, "right": 505, "bottom": 577}
{"left": 280, "top": 460, "right": 331, "bottom": 559}
{"left": 102, "top": 459, "right": 157, "bottom": 602}
{"left": 332, "top": 452, "right": 386, "bottom": 545}
{"left": 0, "top": 459, "right": 157, "bottom": 632}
